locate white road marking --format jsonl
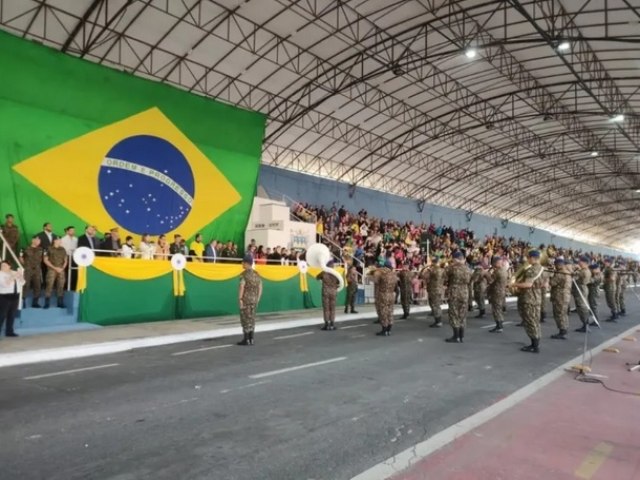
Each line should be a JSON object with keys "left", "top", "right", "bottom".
{"left": 273, "top": 331, "right": 314, "bottom": 340}
{"left": 171, "top": 344, "right": 232, "bottom": 356}
{"left": 480, "top": 321, "right": 514, "bottom": 329}
{"left": 221, "top": 380, "right": 271, "bottom": 394}
{"left": 249, "top": 357, "right": 347, "bottom": 379}
{"left": 350, "top": 334, "right": 367, "bottom": 339}
{"left": 341, "top": 323, "right": 368, "bottom": 329}
{"left": 24, "top": 363, "right": 119, "bottom": 380}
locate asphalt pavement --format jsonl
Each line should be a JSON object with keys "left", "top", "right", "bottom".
{"left": 1, "top": 298, "right": 638, "bottom": 480}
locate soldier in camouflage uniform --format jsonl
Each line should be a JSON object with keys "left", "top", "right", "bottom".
{"left": 602, "top": 257, "right": 618, "bottom": 321}
{"left": 43, "top": 237, "right": 68, "bottom": 309}
{"left": 487, "top": 256, "right": 508, "bottom": 332}
{"left": 423, "top": 257, "right": 445, "bottom": 328}
{"left": 237, "top": 254, "right": 262, "bottom": 345}
{"left": 573, "top": 256, "right": 592, "bottom": 332}
{"left": 513, "top": 250, "right": 543, "bottom": 353}
{"left": 21, "top": 235, "right": 43, "bottom": 308}
{"left": 1, "top": 214, "right": 20, "bottom": 259}
{"left": 471, "top": 263, "right": 488, "bottom": 318}
{"left": 549, "top": 258, "right": 572, "bottom": 340}
{"left": 374, "top": 260, "right": 398, "bottom": 336}
{"left": 398, "top": 263, "right": 413, "bottom": 319}
{"left": 587, "top": 263, "right": 602, "bottom": 322}
{"left": 444, "top": 250, "right": 471, "bottom": 343}
{"left": 317, "top": 260, "right": 340, "bottom": 330}
{"left": 344, "top": 264, "right": 358, "bottom": 314}
{"left": 616, "top": 261, "right": 627, "bottom": 317}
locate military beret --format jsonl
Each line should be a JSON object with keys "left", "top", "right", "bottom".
{"left": 452, "top": 250, "right": 464, "bottom": 259}
{"left": 579, "top": 255, "right": 590, "bottom": 263}
{"left": 242, "top": 254, "right": 254, "bottom": 264}
{"left": 554, "top": 258, "right": 565, "bottom": 266}
{"left": 528, "top": 250, "right": 540, "bottom": 258}
{"left": 588, "top": 263, "right": 598, "bottom": 270}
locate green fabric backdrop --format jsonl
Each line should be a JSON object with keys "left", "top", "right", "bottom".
{"left": 80, "top": 268, "right": 346, "bottom": 326}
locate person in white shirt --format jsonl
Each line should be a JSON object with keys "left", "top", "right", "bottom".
{"left": 121, "top": 236, "right": 136, "bottom": 259}
{"left": 139, "top": 234, "right": 156, "bottom": 260}
{"left": 0, "top": 260, "right": 25, "bottom": 337}
{"left": 60, "top": 226, "right": 78, "bottom": 256}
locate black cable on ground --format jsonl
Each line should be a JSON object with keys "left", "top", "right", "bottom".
{"left": 574, "top": 373, "right": 640, "bottom": 397}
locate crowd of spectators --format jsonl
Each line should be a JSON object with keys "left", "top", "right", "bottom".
{"left": 293, "top": 202, "right": 637, "bottom": 270}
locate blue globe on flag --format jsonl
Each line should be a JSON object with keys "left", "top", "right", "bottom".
{"left": 98, "top": 135, "right": 195, "bottom": 234}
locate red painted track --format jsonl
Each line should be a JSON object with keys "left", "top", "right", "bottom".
{"left": 394, "top": 335, "right": 640, "bottom": 480}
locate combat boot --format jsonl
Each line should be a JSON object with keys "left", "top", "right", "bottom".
{"left": 574, "top": 324, "right": 589, "bottom": 333}
{"left": 606, "top": 312, "right": 618, "bottom": 322}
{"left": 458, "top": 327, "right": 465, "bottom": 343}
{"left": 620, "top": 308, "right": 626, "bottom": 317}
{"left": 320, "top": 324, "right": 329, "bottom": 331}
{"left": 540, "top": 312, "right": 546, "bottom": 323}
{"left": 489, "top": 322, "right": 503, "bottom": 333}
{"left": 429, "top": 318, "right": 443, "bottom": 328}
{"left": 351, "top": 308, "right": 358, "bottom": 314}
{"left": 237, "top": 333, "right": 249, "bottom": 346}
{"left": 521, "top": 338, "right": 540, "bottom": 353}
{"left": 376, "top": 326, "right": 387, "bottom": 336}
{"left": 344, "top": 307, "right": 349, "bottom": 314}
{"left": 401, "top": 313, "right": 408, "bottom": 320}
{"left": 385, "top": 325, "right": 392, "bottom": 336}
{"left": 57, "top": 297, "right": 65, "bottom": 308}
{"left": 248, "top": 331, "right": 255, "bottom": 345}
{"left": 31, "top": 298, "right": 41, "bottom": 308}
{"left": 329, "top": 322, "right": 337, "bottom": 331}
{"left": 43, "top": 297, "right": 50, "bottom": 309}
{"left": 550, "top": 329, "right": 567, "bottom": 340}
{"left": 475, "top": 309, "right": 485, "bottom": 319}
{"left": 445, "top": 328, "right": 460, "bottom": 343}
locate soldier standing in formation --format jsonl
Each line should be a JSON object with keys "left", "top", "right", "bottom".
{"left": 398, "top": 263, "right": 412, "bottom": 319}
{"left": 513, "top": 250, "right": 543, "bottom": 353}
{"left": 549, "top": 258, "right": 572, "bottom": 340}
{"left": 43, "top": 237, "right": 67, "bottom": 309}
{"left": 317, "top": 260, "right": 340, "bottom": 331}
{"left": 423, "top": 257, "right": 445, "bottom": 328}
{"left": 573, "top": 256, "right": 592, "bottom": 333}
{"left": 237, "top": 254, "right": 262, "bottom": 346}
{"left": 374, "top": 260, "right": 398, "bottom": 336}
{"left": 615, "top": 261, "right": 627, "bottom": 317}
{"left": 602, "top": 257, "right": 618, "bottom": 321}
{"left": 21, "top": 236, "right": 43, "bottom": 308}
{"left": 1, "top": 214, "right": 20, "bottom": 259}
{"left": 471, "top": 262, "right": 488, "bottom": 318}
{"left": 487, "top": 256, "right": 508, "bottom": 332}
{"left": 444, "top": 250, "right": 471, "bottom": 343}
{"left": 587, "top": 263, "right": 602, "bottom": 322}
{"left": 344, "top": 264, "right": 359, "bottom": 314}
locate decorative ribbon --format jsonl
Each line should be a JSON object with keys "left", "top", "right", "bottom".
{"left": 76, "top": 266, "right": 87, "bottom": 293}
{"left": 172, "top": 269, "right": 186, "bottom": 296}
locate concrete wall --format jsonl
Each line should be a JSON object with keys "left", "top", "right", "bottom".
{"left": 258, "top": 165, "right": 629, "bottom": 257}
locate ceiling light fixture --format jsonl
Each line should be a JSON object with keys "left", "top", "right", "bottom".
{"left": 611, "top": 114, "right": 625, "bottom": 122}
{"left": 557, "top": 41, "right": 570, "bottom": 52}
{"left": 465, "top": 48, "right": 477, "bottom": 59}
{"left": 590, "top": 151, "right": 598, "bottom": 157}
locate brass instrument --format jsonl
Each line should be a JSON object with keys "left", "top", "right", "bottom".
{"left": 509, "top": 263, "right": 531, "bottom": 295}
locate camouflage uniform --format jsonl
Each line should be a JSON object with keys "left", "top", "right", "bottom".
{"left": 471, "top": 267, "right": 487, "bottom": 316}
{"left": 550, "top": 268, "right": 572, "bottom": 335}
{"left": 615, "top": 270, "right": 627, "bottom": 316}
{"left": 317, "top": 272, "right": 339, "bottom": 328}
{"left": 44, "top": 246, "right": 67, "bottom": 300}
{"left": 423, "top": 265, "right": 445, "bottom": 326}
{"left": 445, "top": 262, "right": 471, "bottom": 341}
{"left": 374, "top": 267, "right": 397, "bottom": 334}
{"left": 487, "top": 267, "right": 508, "bottom": 329}
{"left": 587, "top": 269, "right": 601, "bottom": 321}
{"left": 602, "top": 265, "right": 617, "bottom": 319}
{"left": 539, "top": 270, "right": 550, "bottom": 322}
{"left": 516, "top": 263, "right": 543, "bottom": 345}
{"left": 397, "top": 269, "right": 413, "bottom": 318}
{"left": 344, "top": 266, "right": 358, "bottom": 314}
{"left": 573, "top": 267, "right": 592, "bottom": 327}
{"left": 22, "top": 246, "right": 43, "bottom": 305}
{"left": 239, "top": 269, "right": 262, "bottom": 334}
{"left": 1, "top": 223, "right": 19, "bottom": 257}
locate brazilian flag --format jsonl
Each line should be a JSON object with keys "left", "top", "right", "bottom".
{"left": 0, "top": 31, "right": 265, "bottom": 248}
